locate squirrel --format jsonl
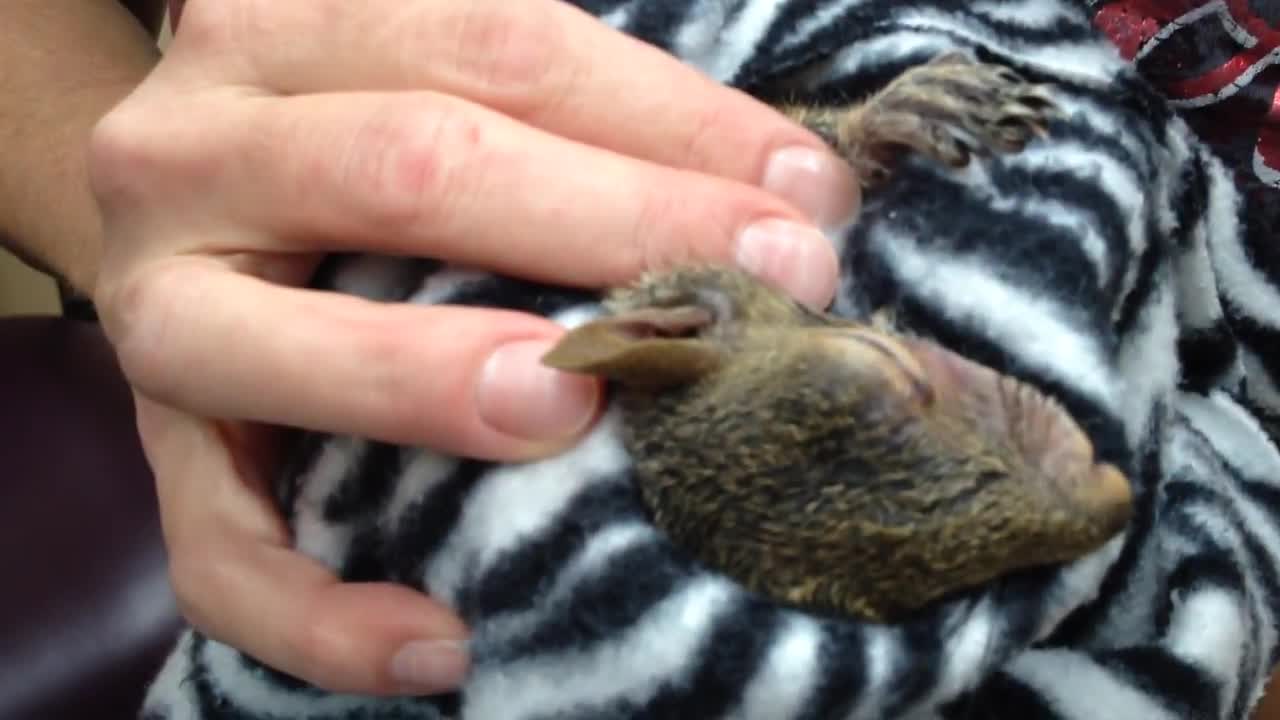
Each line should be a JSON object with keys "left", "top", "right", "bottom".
{"left": 542, "top": 52, "right": 1132, "bottom": 623}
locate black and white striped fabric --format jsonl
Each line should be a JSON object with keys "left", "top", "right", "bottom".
{"left": 141, "top": 1, "right": 1280, "bottom": 718}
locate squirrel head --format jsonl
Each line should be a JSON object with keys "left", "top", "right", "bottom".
{"left": 544, "top": 266, "right": 1131, "bottom": 621}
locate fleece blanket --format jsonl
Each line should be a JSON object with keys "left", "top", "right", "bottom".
{"left": 142, "top": 1, "right": 1280, "bottom": 718}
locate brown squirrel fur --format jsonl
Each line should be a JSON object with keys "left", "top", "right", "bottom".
{"left": 543, "top": 52, "right": 1130, "bottom": 622}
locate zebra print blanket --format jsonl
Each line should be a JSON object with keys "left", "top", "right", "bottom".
{"left": 141, "top": 0, "right": 1280, "bottom": 718}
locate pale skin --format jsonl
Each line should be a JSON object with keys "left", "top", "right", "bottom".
{"left": 2, "top": 0, "right": 860, "bottom": 698}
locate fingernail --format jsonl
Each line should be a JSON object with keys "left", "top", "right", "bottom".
{"left": 390, "top": 640, "right": 470, "bottom": 695}
{"left": 477, "top": 339, "right": 601, "bottom": 443}
{"left": 736, "top": 218, "right": 839, "bottom": 310}
{"left": 762, "top": 146, "right": 860, "bottom": 230}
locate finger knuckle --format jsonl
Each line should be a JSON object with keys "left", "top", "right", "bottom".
{"left": 346, "top": 309, "right": 428, "bottom": 431}
{"left": 86, "top": 104, "right": 158, "bottom": 208}
{"left": 100, "top": 262, "right": 193, "bottom": 403}
{"left": 89, "top": 98, "right": 221, "bottom": 214}
{"left": 626, "top": 185, "right": 694, "bottom": 274}
{"left": 285, "top": 601, "right": 351, "bottom": 690}
{"left": 441, "top": 3, "right": 565, "bottom": 108}
{"left": 340, "top": 99, "right": 478, "bottom": 234}
{"left": 627, "top": 179, "right": 760, "bottom": 274}
{"left": 679, "top": 102, "right": 739, "bottom": 173}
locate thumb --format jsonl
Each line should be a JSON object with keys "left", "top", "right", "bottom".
{"left": 189, "top": 548, "right": 471, "bottom": 696}
{"left": 138, "top": 398, "right": 469, "bottom": 696}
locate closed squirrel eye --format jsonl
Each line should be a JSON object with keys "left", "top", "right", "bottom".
{"left": 819, "top": 330, "right": 936, "bottom": 407}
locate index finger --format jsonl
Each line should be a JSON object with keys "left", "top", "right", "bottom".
{"left": 167, "top": 0, "right": 848, "bottom": 200}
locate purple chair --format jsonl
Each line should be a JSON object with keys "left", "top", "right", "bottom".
{"left": 0, "top": 315, "right": 182, "bottom": 720}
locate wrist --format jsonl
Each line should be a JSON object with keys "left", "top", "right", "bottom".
{"left": 0, "top": 1, "right": 162, "bottom": 296}
{"left": 0, "top": 80, "right": 145, "bottom": 296}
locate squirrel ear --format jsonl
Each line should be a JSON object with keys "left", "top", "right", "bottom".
{"left": 542, "top": 305, "right": 722, "bottom": 389}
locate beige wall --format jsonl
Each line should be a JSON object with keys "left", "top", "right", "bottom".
{"left": 0, "top": 10, "right": 172, "bottom": 318}
{"left": 0, "top": 249, "right": 59, "bottom": 316}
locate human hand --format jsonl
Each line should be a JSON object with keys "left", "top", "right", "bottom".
{"left": 88, "top": 0, "right": 859, "bottom": 697}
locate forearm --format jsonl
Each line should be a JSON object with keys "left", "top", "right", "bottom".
{"left": 0, "top": 0, "right": 161, "bottom": 294}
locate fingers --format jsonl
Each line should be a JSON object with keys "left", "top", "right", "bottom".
{"left": 91, "top": 86, "right": 846, "bottom": 459}
{"left": 139, "top": 400, "right": 469, "bottom": 695}
{"left": 113, "top": 259, "right": 601, "bottom": 459}
{"left": 234, "top": 91, "right": 841, "bottom": 304}
{"left": 187, "top": 548, "right": 471, "bottom": 696}
{"left": 91, "top": 88, "right": 846, "bottom": 308}
{"left": 170, "top": 0, "right": 854, "bottom": 205}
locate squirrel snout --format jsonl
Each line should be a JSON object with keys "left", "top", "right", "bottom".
{"left": 901, "top": 336, "right": 1134, "bottom": 542}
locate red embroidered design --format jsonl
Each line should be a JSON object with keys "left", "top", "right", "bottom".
{"left": 1095, "top": 0, "right": 1280, "bottom": 187}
